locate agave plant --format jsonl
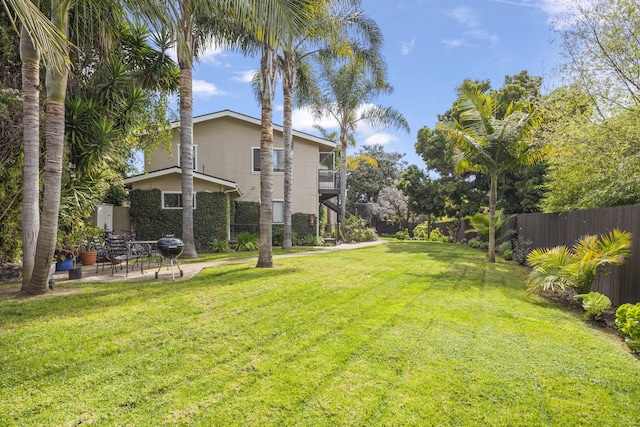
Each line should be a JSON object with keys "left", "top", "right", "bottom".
{"left": 526, "top": 229, "right": 631, "bottom": 295}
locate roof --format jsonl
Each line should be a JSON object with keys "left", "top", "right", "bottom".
{"left": 124, "top": 166, "right": 242, "bottom": 196}
{"left": 171, "top": 109, "right": 337, "bottom": 151}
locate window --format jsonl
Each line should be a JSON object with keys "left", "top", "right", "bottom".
{"left": 177, "top": 144, "right": 198, "bottom": 170}
{"left": 252, "top": 147, "right": 285, "bottom": 173}
{"left": 162, "top": 191, "right": 197, "bottom": 209}
{"left": 273, "top": 200, "right": 284, "bottom": 224}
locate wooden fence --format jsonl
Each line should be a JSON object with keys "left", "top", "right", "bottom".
{"left": 516, "top": 204, "right": 640, "bottom": 306}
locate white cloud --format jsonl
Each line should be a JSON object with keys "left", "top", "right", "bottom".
{"left": 192, "top": 80, "right": 225, "bottom": 97}
{"left": 442, "top": 38, "right": 464, "bottom": 48}
{"left": 464, "top": 29, "right": 500, "bottom": 45}
{"left": 291, "top": 107, "right": 339, "bottom": 133}
{"left": 362, "top": 132, "right": 398, "bottom": 146}
{"left": 198, "top": 44, "right": 225, "bottom": 64}
{"left": 401, "top": 37, "right": 416, "bottom": 55}
{"left": 447, "top": 7, "right": 479, "bottom": 28}
{"left": 232, "top": 70, "right": 257, "bottom": 83}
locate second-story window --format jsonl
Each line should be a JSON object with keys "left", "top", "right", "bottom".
{"left": 177, "top": 144, "right": 198, "bottom": 170}
{"left": 252, "top": 147, "right": 284, "bottom": 173}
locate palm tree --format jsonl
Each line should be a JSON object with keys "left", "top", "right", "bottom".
{"left": 248, "top": 0, "right": 317, "bottom": 267}
{"left": 278, "top": 0, "right": 383, "bottom": 249}
{"left": 7, "top": 0, "right": 70, "bottom": 288}
{"left": 526, "top": 229, "right": 631, "bottom": 295}
{"left": 309, "top": 57, "right": 410, "bottom": 235}
{"left": 437, "top": 87, "right": 542, "bottom": 262}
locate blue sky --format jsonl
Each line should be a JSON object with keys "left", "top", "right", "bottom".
{"left": 172, "top": 0, "right": 575, "bottom": 168}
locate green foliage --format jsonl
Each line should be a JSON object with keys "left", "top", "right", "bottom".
{"left": 467, "top": 210, "right": 515, "bottom": 241}
{"left": 272, "top": 226, "right": 298, "bottom": 247}
{"left": 513, "top": 236, "right": 532, "bottom": 265}
{"left": 468, "top": 237, "right": 489, "bottom": 250}
{"left": 343, "top": 216, "right": 378, "bottom": 243}
{"left": 234, "top": 201, "right": 260, "bottom": 225}
{"left": 0, "top": 87, "right": 23, "bottom": 262}
{"left": 210, "top": 238, "right": 232, "bottom": 253}
{"left": 616, "top": 303, "right": 640, "bottom": 352}
{"left": 498, "top": 241, "right": 513, "bottom": 260}
{"left": 394, "top": 229, "right": 409, "bottom": 240}
{"left": 346, "top": 145, "right": 407, "bottom": 206}
{"left": 538, "top": 84, "right": 640, "bottom": 213}
{"left": 130, "top": 190, "right": 231, "bottom": 251}
{"left": 526, "top": 229, "right": 632, "bottom": 295}
{"left": 234, "top": 231, "right": 259, "bottom": 252}
{"left": 303, "top": 235, "right": 325, "bottom": 246}
{"left": 574, "top": 292, "right": 611, "bottom": 320}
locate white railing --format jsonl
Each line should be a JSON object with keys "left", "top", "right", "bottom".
{"left": 319, "top": 169, "right": 338, "bottom": 190}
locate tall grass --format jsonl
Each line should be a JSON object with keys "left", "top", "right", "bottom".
{"left": 1, "top": 241, "right": 639, "bottom": 426}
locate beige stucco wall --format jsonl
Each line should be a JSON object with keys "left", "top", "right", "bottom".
{"left": 146, "top": 115, "right": 326, "bottom": 215}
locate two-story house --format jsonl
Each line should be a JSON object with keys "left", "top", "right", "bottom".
{"left": 124, "top": 110, "right": 338, "bottom": 247}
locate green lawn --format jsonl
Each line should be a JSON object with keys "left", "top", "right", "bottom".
{"left": 1, "top": 241, "right": 639, "bottom": 426}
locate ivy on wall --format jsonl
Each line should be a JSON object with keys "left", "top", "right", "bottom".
{"left": 130, "top": 189, "right": 230, "bottom": 251}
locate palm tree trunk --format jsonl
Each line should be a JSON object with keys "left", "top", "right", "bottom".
{"left": 338, "top": 126, "right": 348, "bottom": 240}
{"left": 257, "top": 42, "right": 276, "bottom": 268}
{"left": 281, "top": 52, "right": 295, "bottom": 250}
{"left": 178, "top": 52, "right": 197, "bottom": 258}
{"left": 20, "top": 24, "right": 40, "bottom": 286}
{"left": 24, "top": 0, "right": 69, "bottom": 295}
{"left": 488, "top": 172, "right": 497, "bottom": 262}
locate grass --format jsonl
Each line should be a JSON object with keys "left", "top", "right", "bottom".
{"left": 182, "top": 247, "right": 322, "bottom": 264}
{"left": 1, "top": 241, "right": 639, "bottom": 426}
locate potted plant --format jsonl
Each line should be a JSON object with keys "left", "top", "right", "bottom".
{"left": 77, "top": 226, "right": 105, "bottom": 266}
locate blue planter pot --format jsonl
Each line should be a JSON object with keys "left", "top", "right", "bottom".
{"left": 55, "top": 258, "right": 74, "bottom": 272}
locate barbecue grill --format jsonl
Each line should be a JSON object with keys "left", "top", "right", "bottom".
{"left": 155, "top": 237, "right": 184, "bottom": 280}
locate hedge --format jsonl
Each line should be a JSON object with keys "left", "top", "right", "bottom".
{"left": 130, "top": 190, "right": 230, "bottom": 251}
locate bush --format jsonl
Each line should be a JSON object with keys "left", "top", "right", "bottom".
{"left": 512, "top": 236, "right": 532, "bottom": 265}
{"left": 343, "top": 216, "right": 378, "bottom": 243}
{"left": 234, "top": 231, "right": 259, "bottom": 252}
{"left": 394, "top": 230, "right": 408, "bottom": 240}
{"left": 468, "top": 237, "right": 488, "bottom": 250}
{"left": 210, "top": 238, "right": 232, "bottom": 253}
{"left": 574, "top": 292, "right": 611, "bottom": 319}
{"left": 303, "top": 235, "right": 324, "bottom": 246}
{"left": 616, "top": 303, "right": 640, "bottom": 352}
{"left": 502, "top": 249, "right": 513, "bottom": 260}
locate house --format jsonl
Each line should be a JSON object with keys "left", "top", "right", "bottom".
{"left": 124, "top": 110, "right": 338, "bottom": 247}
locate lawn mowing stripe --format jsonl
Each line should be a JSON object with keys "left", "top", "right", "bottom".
{"left": 193, "top": 263, "right": 431, "bottom": 425}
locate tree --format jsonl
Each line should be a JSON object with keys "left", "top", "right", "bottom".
{"left": 309, "top": 57, "right": 410, "bottom": 234}
{"left": 556, "top": 0, "right": 640, "bottom": 113}
{"left": 2, "top": 0, "right": 70, "bottom": 288}
{"left": 437, "top": 87, "right": 542, "bottom": 262}
{"left": 370, "top": 186, "right": 410, "bottom": 229}
{"left": 278, "top": 0, "right": 382, "bottom": 249}
{"left": 539, "top": 88, "right": 640, "bottom": 211}
{"left": 249, "top": 0, "right": 317, "bottom": 268}
{"left": 396, "top": 165, "right": 447, "bottom": 239}
{"left": 346, "top": 144, "right": 406, "bottom": 209}
{"left": 141, "top": 1, "right": 250, "bottom": 259}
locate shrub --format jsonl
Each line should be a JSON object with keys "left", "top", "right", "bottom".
{"left": 210, "top": 238, "right": 232, "bottom": 253}
{"left": 616, "top": 303, "right": 640, "bottom": 352}
{"left": 574, "top": 292, "right": 611, "bottom": 319}
{"left": 234, "top": 231, "right": 259, "bottom": 252}
{"left": 272, "top": 227, "right": 299, "bottom": 246}
{"left": 498, "top": 241, "right": 513, "bottom": 260}
{"left": 394, "top": 230, "right": 408, "bottom": 240}
{"left": 512, "top": 236, "right": 532, "bottom": 265}
{"left": 343, "top": 216, "right": 377, "bottom": 243}
{"left": 526, "top": 229, "right": 631, "bottom": 295}
{"left": 303, "top": 235, "right": 324, "bottom": 246}
{"left": 468, "top": 237, "right": 488, "bottom": 250}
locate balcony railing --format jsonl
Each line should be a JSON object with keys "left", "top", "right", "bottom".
{"left": 319, "top": 169, "right": 338, "bottom": 191}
